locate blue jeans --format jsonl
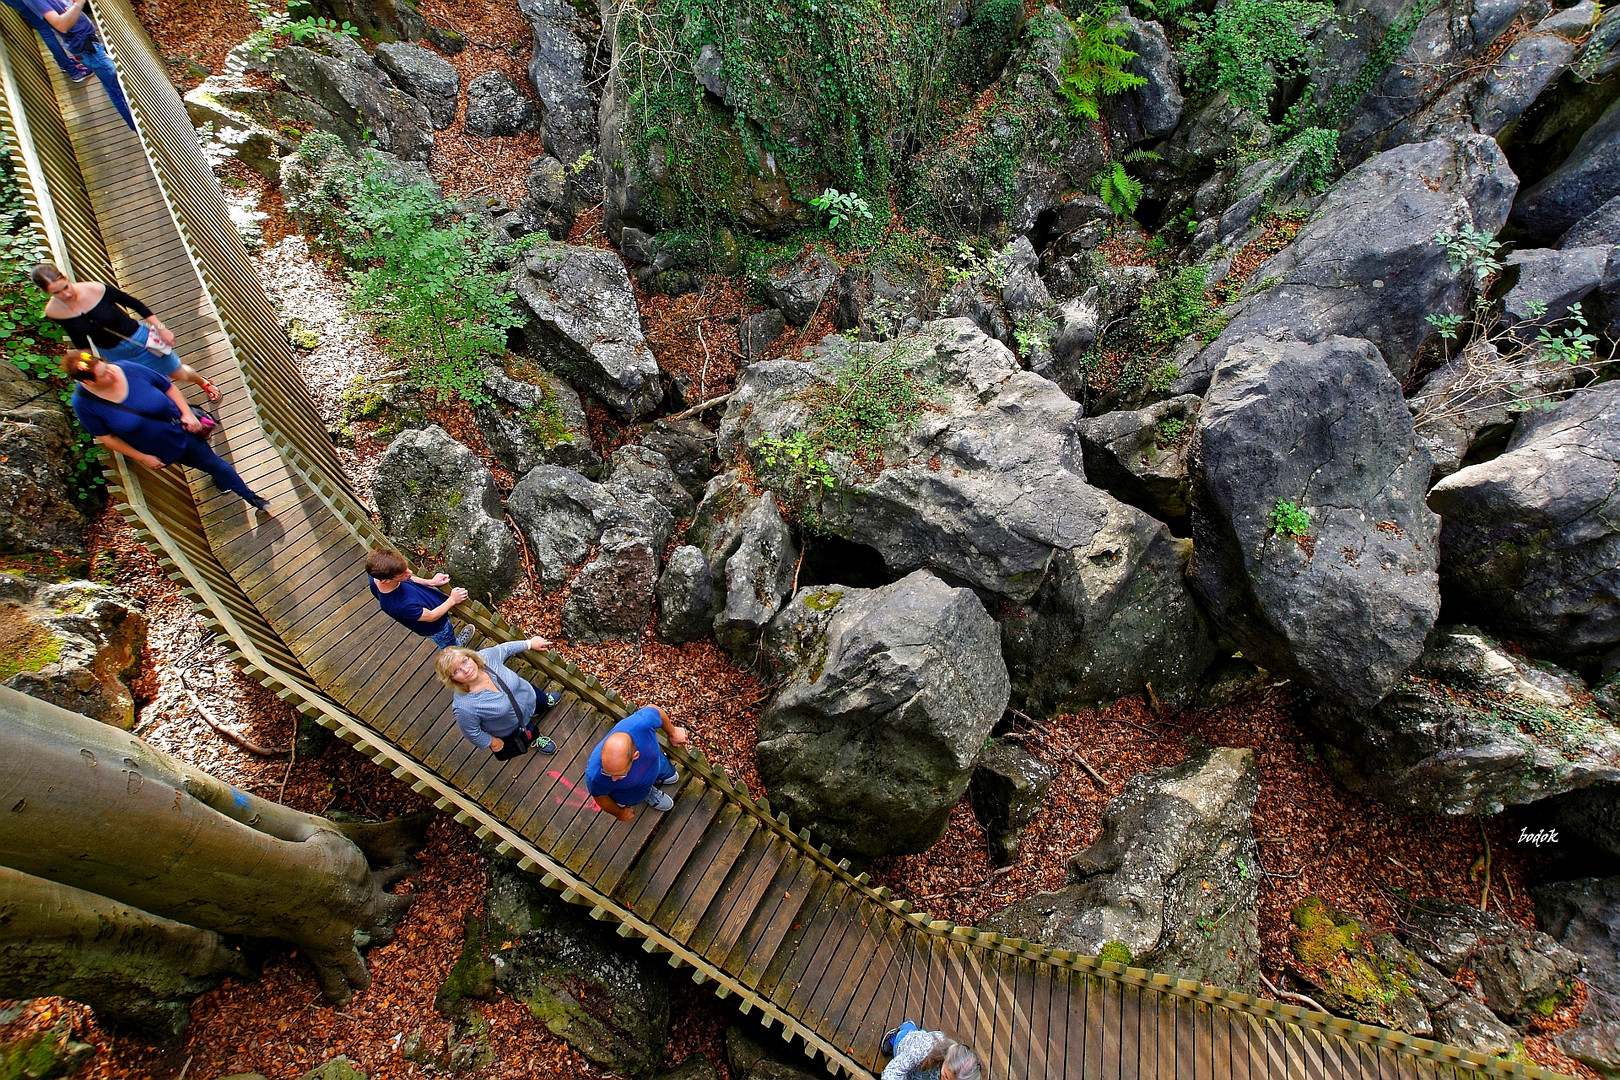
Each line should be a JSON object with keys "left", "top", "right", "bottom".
{"left": 4, "top": 2, "right": 89, "bottom": 79}
{"left": 636, "top": 757, "right": 679, "bottom": 805}
{"left": 71, "top": 38, "right": 135, "bottom": 130}
{"left": 172, "top": 434, "right": 260, "bottom": 505}
{"left": 101, "top": 323, "right": 182, "bottom": 377}
{"left": 430, "top": 623, "right": 459, "bottom": 649}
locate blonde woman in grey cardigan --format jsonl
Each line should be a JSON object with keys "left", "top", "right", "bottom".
{"left": 436, "top": 637, "right": 562, "bottom": 758}
{"left": 880, "top": 1022, "right": 982, "bottom": 1080}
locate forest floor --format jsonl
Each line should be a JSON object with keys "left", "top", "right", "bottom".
{"left": 0, "top": 4, "right": 1599, "bottom": 1078}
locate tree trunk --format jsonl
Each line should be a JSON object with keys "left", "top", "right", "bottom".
{"left": 0, "top": 866, "right": 252, "bottom": 1042}
{"left": 0, "top": 687, "right": 433, "bottom": 1005}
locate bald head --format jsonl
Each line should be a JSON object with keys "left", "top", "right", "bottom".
{"left": 601, "top": 731, "right": 638, "bottom": 778}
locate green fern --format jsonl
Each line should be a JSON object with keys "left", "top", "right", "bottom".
{"left": 1091, "top": 159, "right": 1145, "bottom": 218}
{"left": 1058, "top": 4, "right": 1148, "bottom": 121}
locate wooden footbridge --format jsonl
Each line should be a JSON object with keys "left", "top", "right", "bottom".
{"left": 0, "top": 9, "right": 1570, "bottom": 1077}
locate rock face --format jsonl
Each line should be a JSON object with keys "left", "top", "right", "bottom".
{"left": 1177, "top": 135, "right": 1518, "bottom": 392}
{"left": 686, "top": 472, "right": 799, "bottom": 654}
{"left": 512, "top": 245, "right": 663, "bottom": 418}
{"left": 268, "top": 33, "right": 434, "bottom": 162}
{"left": 0, "top": 575, "right": 146, "bottom": 728}
{"left": 561, "top": 529, "right": 658, "bottom": 642}
{"left": 1404, "top": 899, "right": 1584, "bottom": 1024}
{"left": 465, "top": 71, "right": 539, "bottom": 136}
{"left": 518, "top": 0, "right": 600, "bottom": 168}
{"left": 373, "top": 426, "right": 520, "bottom": 603}
{"left": 373, "top": 41, "right": 458, "bottom": 129}
{"left": 1534, "top": 876, "right": 1620, "bottom": 1077}
{"left": 475, "top": 362, "right": 602, "bottom": 479}
{"left": 755, "top": 251, "right": 838, "bottom": 327}
{"left": 970, "top": 740, "right": 1056, "bottom": 866}
{"left": 1075, "top": 394, "right": 1199, "bottom": 521}
{"left": 721, "top": 320, "right": 1216, "bottom": 710}
{"left": 1429, "top": 381, "right": 1620, "bottom": 666}
{"left": 1562, "top": 195, "right": 1620, "bottom": 248}
{"left": 1190, "top": 336, "right": 1440, "bottom": 710}
{"left": 1513, "top": 96, "right": 1620, "bottom": 243}
{"left": 755, "top": 571, "right": 1010, "bottom": 858}
{"left": 485, "top": 857, "right": 669, "bottom": 1076}
{"left": 1500, "top": 245, "right": 1613, "bottom": 331}
{"left": 654, "top": 545, "right": 712, "bottom": 644}
{"left": 738, "top": 309, "right": 787, "bottom": 359}
{"left": 1109, "top": 14, "right": 1182, "bottom": 143}
{"left": 982, "top": 747, "right": 1261, "bottom": 990}
{"left": 0, "top": 363, "right": 87, "bottom": 554}
{"left": 1307, "top": 625, "right": 1620, "bottom": 816}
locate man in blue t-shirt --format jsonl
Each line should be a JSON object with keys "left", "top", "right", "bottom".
{"left": 585, "top": 705, "right": 689, "bottom": 820}
{"left": 13, "top": 0, "right": 134, "bottom": 129}
{"left": 0, "top": 0, "right": 90, "bottom": 83}
{"left": 365, "top": 548, "right": 474, "bottom": 650}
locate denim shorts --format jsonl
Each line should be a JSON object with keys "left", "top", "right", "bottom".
{"left": 101, "top": 324, "right": 181, "bottom": 377}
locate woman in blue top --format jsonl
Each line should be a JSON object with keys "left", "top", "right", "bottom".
{"left": 64, "top": 352, "right": 271, "bottom": 514}
{"left": 435, "top": 637, "right": 564, "bottom": 757}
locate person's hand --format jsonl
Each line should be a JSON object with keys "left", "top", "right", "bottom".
{"left": 489, "top": 737, "right": 504, "bottom": 753}
{"left": 528, "top": 635, "right": 552, "bottom": 651}
{"left": 615, "top": 808, "right": 634, "bottom": 822}
{"left": 427, "top": 573, "right": 450, "bottom": 587}
{"left": 139, "top": 452, "right": 165, "bottom": 470}
{"left": 180, "top": 412, "right": 202, "bottom": 433}
{"left": 670, "top": 726, "right": 689, "bottom": 747}
{"left": 448, "top": 587, "right": 469, "bottom": 605}
{"left": 150, "top": 321, "right": 175, "bottom": 347}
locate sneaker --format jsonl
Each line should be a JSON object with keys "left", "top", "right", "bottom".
{"left": 541, "top": 690, "right": 562, "bottom": 709}
{"left": 455, "top": 624, "right": 475, "bottom": 646}
{"left": 67, "top": 66, "right": 91, "bottom": 83}
{"left": 248, "top": 496, "right": 274, "bottom": 517}
{"left": 881, "top": 1027, "right": 902, "bottom": 1057}
{"left": 532, "top": 734, "right": 556, "bottom": 754}
{"left": 644, "top": 788, "right": 674, "bottom": 812}
{"left": 656, "top": 770, "right": 680, "bottom": 787}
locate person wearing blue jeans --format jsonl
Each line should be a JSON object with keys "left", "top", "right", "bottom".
{"left": 13, "top": 0, "right": 134, "bottom": 129}
{"left": 585, "top": 705, "right": 688, "bottom": 820}
{"left": 65, "top": 353, "right": 272, "bottom": 514}
{"left": 879, "top": 1023, "right": 982, "bottom": 1080}
{"left": 0, "top": 0, "right": 90, "bottom": 82}
{"left": 365, "top": 548, "right": 475, "bottom": 649}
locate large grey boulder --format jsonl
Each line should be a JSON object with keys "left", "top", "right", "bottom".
{"left": 1190, "top": 336, "right": 1440, "bottom": 710}
{"left": 637, "top": 419, "right": 714, "bottom": 501}
{"left": 1075, "top": 394, "right": 1199, "bottom": 521}
{"left": 1404, "top": 898, "right": 1584, "bottom": 1025}
{"left": 686, "top": 471, "right": 799, "bottom": 655}
{"left": 755, "top": 570, "right": 1010, "bottom": 858}
{"left": 475, "top": 362, "right": 602, "bottom": 479}
{"left": 1306, "top": 625, "right": 1620, "bottom": 816}
{"left": 1534, "top": 876, "right": 1620, "bottom": 1077}
{"left": 1501, "top": 245, "right": 1614, "bottom": 332}
{"left": 605, "top": 445, "right": 694, "bottom": 536}
{"left": 373, "top": 426, "right": 521, "bottom": 603}
{"left": 970, "top": 740, "right": 1056, "bottom": 866}
{"left": 982, "top": 747, "right": 1261, "bottom": 990}
{"left": 517, "top": 154, "right": 581, "bottom": 240}
{"left": 512, "top": 244, "right": 663, "bottom": 418}
{"left": 561, "top": 529, "right": 658, "bottom": 642}
{"left": 518, "top": 0, "right": 600, "bottom": 168}
{"left": 1000, "top": 499, "right": 1216, "bottom": 715}
{"left": 373, "top": 41, "right": 458, "bottom": 129}
{"left": 1513, "top": 95, "right": 1620, "bottom": 243}
{"left": 486, "top": 856, "right": 669, "bottom": 1076}
{"left": 1561, "top": 194, "right": 1620, "bottom": 248}
{"left": 464, "top": 71, "right": 539, "bottom": 136}
{"left": 654, "top": 546, "right": 712, "bottom": 644}
{"left": 1, "top": 576, "right": 145, "bottom": 729}
{"left": 1429, "top": 382, "right": 1620, "bottom": 665}
{"left": 721, "top": 320, "right": 1214, "bottom": 708}
{"left": 268, "top": 34, "right": 434, "bottom": 162}
{"left": 1176, "top": 135, "right": 1518, "bottom": 392}
{"left": 738, "top": 309, "right": 787, "bottom": 359}
{"left": 297, "top": 0, "right": 462, "bottom": 51}
{"left": 0, "top": 362, "right": 87, "bottom": 554}
{"left": 1109, "top": 14, "right": 1181, "bottom": 142}
{"left": 754, "top": 251, "right": 838, "bottom": 327}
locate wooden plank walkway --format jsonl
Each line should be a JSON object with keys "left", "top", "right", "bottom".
{"left": 0, "top": 12, "right": 1571, "bottom": 1078}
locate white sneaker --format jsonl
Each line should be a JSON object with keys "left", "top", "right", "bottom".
{"left": 657, "top": 771, "right": 680, "bottom": 786}
{"left": 644, "top": 788, "right": 674, "bottom": 812}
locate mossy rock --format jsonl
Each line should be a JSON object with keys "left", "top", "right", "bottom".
{"left": 0, "top": 1025, "right": 94, "bottom": 1080}
{"left": 1098, "top": 941, "right": 1134, "bottom": 966}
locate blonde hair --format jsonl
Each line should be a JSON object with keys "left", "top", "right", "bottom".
{"left": 434, "top": 646, "right": 484, "bottom": 692}
{"left": 943, "top": 1043, "right": 982, "bottom": 1080}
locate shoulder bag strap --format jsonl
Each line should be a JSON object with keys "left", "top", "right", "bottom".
{"left": 489, "top": 665, "right": 529, "bottom": 729}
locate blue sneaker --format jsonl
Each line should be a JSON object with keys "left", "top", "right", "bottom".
{"left": 882, "top": 1027, "right": 902, "bottom": 1056}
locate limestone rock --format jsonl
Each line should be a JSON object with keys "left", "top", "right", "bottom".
{"left": 756, "top": 571, "right": 1010, "bottom": 858}
{"left": 1075, "top": 394, "right": 1199, "bottom": 521}
{"left": 1190, "top": 336, "right": 1440, "bottom": 709}
{"left": 714, "top": 494, "right": 797, "bottom": 654}
{"left": 373, "top": 42, "right": 458, "bottom": 128}
{"left": 464, "top": 71, "right": 538, "bottom": 136}
{"left": 1535, "top": 876, "right": 1620, "bottom": 1077}
{"left": 1109, "top": 14, "right": 1181, "bottom": 142}
{"left": 637, "top": 419, "right": 714, "bottom": 501}
{"left": 1404, "top": 898, "right": 1583, "bottom": 1024}
{"left": 475, "top": 362, "right": 602, "bottom": 479}
{"left": 269, "top": 34, "right": 434, "bottom": 162}
{"left": 655, "top": 546, "right": 713, "bottom": 644}
{"left": 561, "top": 529, "right": 658, "bottom": 642}
{"left": 1560, "top": 195, "right": 1620, "bottom": 249}
{"left": 982, "top": 747, "right": 1261, "bottom": 990}
{"left": 507, "top": 464, "right": 657, "bottom": 589}
{"left": 1429, "top": 381, "right": 1620, "bottom": 665}
{"left": 512, "top": 244, "right": 663, "bottom": 418}
{"left": 1513, "top": 95, "right": 1620, "bottom": 243}
{"left": 970, "top": 740, "right": 1056, "bottom": 866}
{"left": 739, "top": 309, "right": 787, "bottom": 359}
{"left": 754, "top": 251, "right": 838, "bottom": 327}
{"left": 0, "top": 362, "right": 87, "bottom": 554}
{"left": 518, "top": 0, "right": 601, "bottom": 168}
{"left": 1501, "top": 245, "right": 1613, "bottom": 333}
{"left": 1, "top": 576, "right": 146, "bottom": 729}
{"left": 373, "top": 426, "right": 520, "bottom": 603}
{"left": 1178, "top": 135, "right": 1518, "bottom": 391}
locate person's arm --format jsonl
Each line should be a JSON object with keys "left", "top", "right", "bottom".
{"left": 452, "top": 702, "right": 494, "bottom": 751}
{"left": 648, "top": 704, "right": 689, "bottom": 748}
{"left": 412, "top": 572, "right": 450, "bottom": 586}
{"left": 419, "top": 587, "right": 468, "bottom": 622}
{"left": 592, "top": 792, "right": 634, "bottom": 822}
{"left": 164, "top": 382, "right": 201, "bottom": 433}
{"left": 881, "top": 1031, "right": 941, "bottom": 1080}
{"left": 39, "top": 0, "right": 84, "bottom": 33}
{"left": 105, "top": 286, "right": 175, "bottom": 348}
{"left": 96, "top": 433, "right": 162, "bottom": 470}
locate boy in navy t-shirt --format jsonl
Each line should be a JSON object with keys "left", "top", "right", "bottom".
{"left": 585, "top": 704, "right": 689, "bottom": 820}
{"left": 365, "top": 548, "right": 473, "bottom": 649}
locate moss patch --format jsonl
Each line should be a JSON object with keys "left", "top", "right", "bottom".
{"left": 0, "top": 605, "right": 61, "bottom": 680}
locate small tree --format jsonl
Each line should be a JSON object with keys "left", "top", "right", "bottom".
{"left": 0, "top": 687, "right": 431, "bottom": 1038}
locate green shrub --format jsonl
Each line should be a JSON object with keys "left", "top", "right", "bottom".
{"left": 1138, "top": 265, "right": 1222, "bottom": 346}
{"left": 1057, "top": 4, "right": 1147, "bottom": 121}
{"left": 1180, "top": 0, "right": 1334, "bottom": 113}
{"left": 1281, "top": 126, "right": 1339, "bottom": 193}
{"left": 1270, "top": 498, "right": 1312, "bottom": 538}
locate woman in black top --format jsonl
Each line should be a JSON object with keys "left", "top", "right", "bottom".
{"left": 33, "top": 263, "right": 219, "bottom": 401}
